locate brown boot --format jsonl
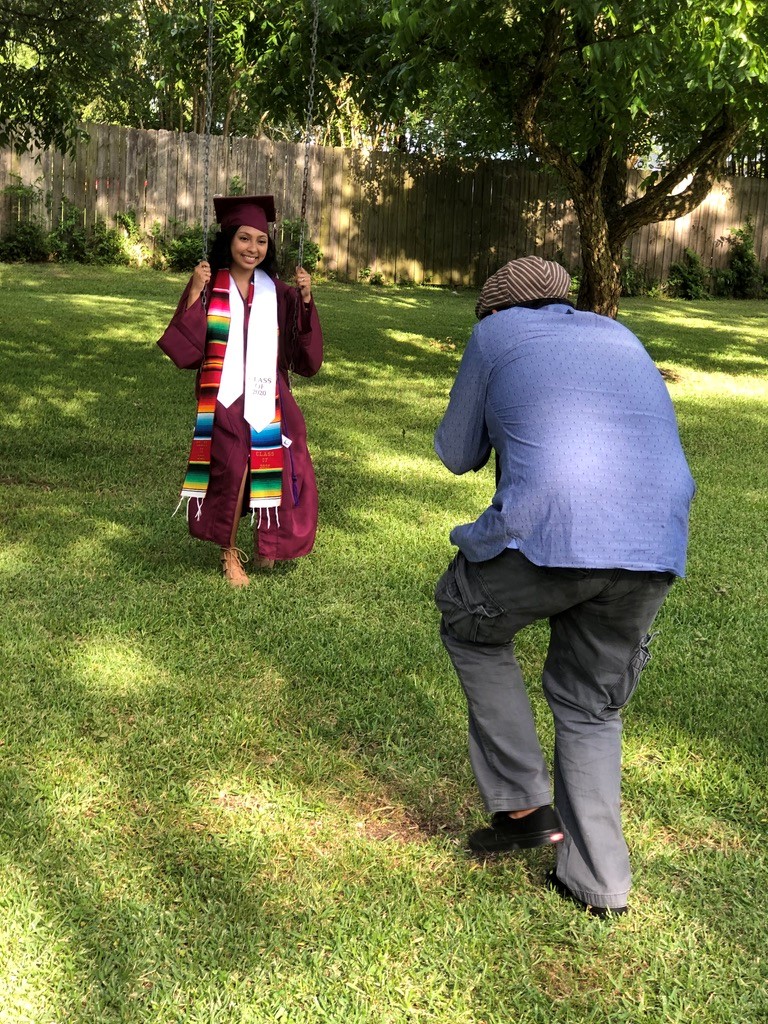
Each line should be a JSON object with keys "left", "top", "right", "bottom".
{"left": 220, "top": 547, "right": 250, "bottom": 587}
{"left": 252, "top": 525, "right": 275, "bottom": 571}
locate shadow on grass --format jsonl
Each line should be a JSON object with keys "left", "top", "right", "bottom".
{"left": 620, "top": 298, "right": 768, "bottom": 378}
{"left": 2, "top": 277, "right": 765, "bottom": 788}
{"left": 1, "top": 468, "right": 765, "bottom": 1020}
{"left": 1, "top": 270, "right": 767, "bottom": 1018}
{"left": 3, "top": 382, "right": 765, "bottom": 773}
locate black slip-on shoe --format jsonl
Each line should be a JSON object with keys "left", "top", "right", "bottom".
{"left": 545, "top": 870, "right": 628, "bottom": 918}
{"left": 468, "top": 805, "right": 565, "bottom": 853}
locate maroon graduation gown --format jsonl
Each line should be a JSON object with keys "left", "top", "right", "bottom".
{"left": 157, "top": 275, "right": 323, "bottom": 560}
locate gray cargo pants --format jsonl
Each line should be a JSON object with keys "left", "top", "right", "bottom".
{"left": 435, "top": 549, "right": 674, "bottom": 909}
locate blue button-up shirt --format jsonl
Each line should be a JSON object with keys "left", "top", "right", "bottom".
{"left": 435, "top": 304, "right": 695, "bottom": 575}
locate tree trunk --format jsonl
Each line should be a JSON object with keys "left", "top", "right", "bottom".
{"left": 572, "top": 188, "right": 622, "bottom": 317}
{"left": 223, "top": 87, "right": 238, "bottom": 138}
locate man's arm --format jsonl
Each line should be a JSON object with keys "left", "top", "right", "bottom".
{"left": 434, "top": 328, "right": 492, "bottom": 475}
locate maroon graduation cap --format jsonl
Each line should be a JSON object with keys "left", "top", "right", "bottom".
{"left": 213, "top": 195, "right": 276, "bottom": 233}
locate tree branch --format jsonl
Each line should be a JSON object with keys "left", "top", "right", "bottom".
{"left": 614, "top": 106, "right": 746, "bottom": 242}
{"left": 513, "top": 6, "right": 588, "bottom": 188}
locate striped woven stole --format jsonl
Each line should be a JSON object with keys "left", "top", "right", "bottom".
{"left": 249, "top": 396, "right": 283, "bottom": 509}
{"left": 180, "top": 269, "right": 283, "bottom": 513}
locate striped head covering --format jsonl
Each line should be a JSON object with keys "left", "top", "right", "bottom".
{"left": 475, "top": 256, "right": 571, "bottom": 319}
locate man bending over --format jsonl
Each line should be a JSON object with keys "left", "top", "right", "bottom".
{"left": 434, "top": 256, "right": 695, "bottom": 917}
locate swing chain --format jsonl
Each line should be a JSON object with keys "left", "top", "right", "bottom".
{"left": 297, "top": 0, "right": 320, "bottom": 270}
{"left": 201, "top": 0, "right": 216, "bottom": 292}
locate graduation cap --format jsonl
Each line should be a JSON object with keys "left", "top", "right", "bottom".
{"left": 213, "top": 195, "right": 276, "bottom": 233}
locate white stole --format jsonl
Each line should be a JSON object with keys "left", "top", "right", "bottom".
{"left": 218, "top": 269, "right": 278, "bottom": 432}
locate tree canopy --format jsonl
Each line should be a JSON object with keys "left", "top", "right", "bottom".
{"left": 372, "top": 0, "right": 768, "bottom": 312}
{"left": 82, "top": 0, "right": 317, "bottom": 139}
{"left": 2, "top": 0, "right": 385, "bottom": 150}
{"left": 3, "top": 0, "right": 431, "bottom": 151}
{"left": 2, "top": 0, "right": 123, "bottom": 152}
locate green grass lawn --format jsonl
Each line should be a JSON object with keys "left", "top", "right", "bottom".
{"left": 1, "top": 263, "right": 766, "bottom": 1023}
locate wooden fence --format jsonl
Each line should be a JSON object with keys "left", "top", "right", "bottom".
{"left": 2, "top": 123, "right": 768, "bottom": 288}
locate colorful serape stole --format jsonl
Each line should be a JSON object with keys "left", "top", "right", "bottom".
{"left": 180, "top": 270, "right": 230, "bottom": 503}
{"left": 249, "top": 387, "right": 283, "bottom": 510}
{"left": 178, "top": 268, "right": 283, "bottom": 516}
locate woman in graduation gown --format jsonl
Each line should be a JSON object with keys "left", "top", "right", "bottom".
{"left": 158, "top": 195, "right": 323, "bottom": 586}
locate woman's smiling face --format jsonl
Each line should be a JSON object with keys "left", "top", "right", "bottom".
{"left": 229, "top": 225, "right": 269, "bottom": 275}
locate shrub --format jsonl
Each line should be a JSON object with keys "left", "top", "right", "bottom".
{"left": 165, "top": 224, "right": 207, "bottom": 272}
{"left": 0, "top": 221, "right": 50, "bottom": 262}
{"left": 115, "top": 209, "right": 141, "bottom": 242}
{"left": 620, "top": 250, "right": 656, "bottom": 297}
{"left": 667, "top": 248, "right": 709, "bottom": 300}
{"left": 47, "top": 202, "right": 130, "bottom": 265}
{"left": 47, "top": 203, "right": 89, "bottom": 262}
{"left": 710, "top": 267, "right": 736, "bottom": 298}
{"left": 141, "top": 221, "right": 169, "bottom": 269}
{"left": 724, "top": 218, "right": 764, "bottom": 298}
{"left": 0, "top": 176, "right": 51, "bottom": 262}
{"left": 279, "top": 218, "right": 322, "bottom": 275}
{"left": 114, "top": 209, "right": 158, "bottom": 267}
{"left": 2, "top": 175, "right": 45, "bottom": 218}
{"left": 86, "top": 221, "right": 130, "bottom": 266}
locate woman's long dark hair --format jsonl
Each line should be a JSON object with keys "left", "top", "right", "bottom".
{"left": 208, "top": 226, "right": 279, "bottom": 280}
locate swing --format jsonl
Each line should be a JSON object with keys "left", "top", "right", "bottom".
{"left": 199, "top": 0, "right": 321, "bottom": 277}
